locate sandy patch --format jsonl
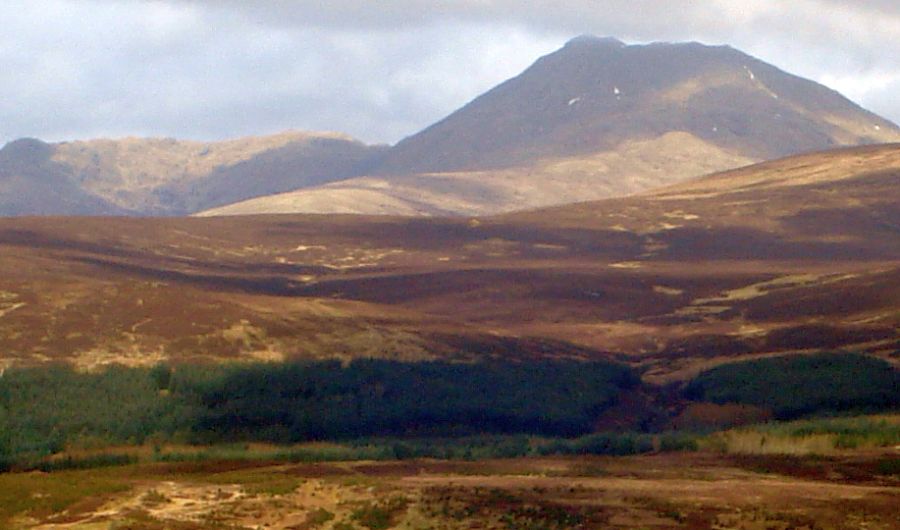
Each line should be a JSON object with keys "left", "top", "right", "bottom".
{"left": 653, "top": 286, "right": 684, "bottom": 296}
{"left": 609, "top": 261, "right": 643, "bottom": 269}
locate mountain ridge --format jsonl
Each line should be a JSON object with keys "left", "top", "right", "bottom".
{"left": 3, "top": 36, "right": 900, "bottom": 218}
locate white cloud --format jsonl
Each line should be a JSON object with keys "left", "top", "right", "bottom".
{"left": 1, "top": 0, "right": 898, "bottom": 146}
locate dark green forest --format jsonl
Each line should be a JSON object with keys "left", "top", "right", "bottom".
{"left": 0, "top": 353, "right": 896, "bottom": 469}
{"left": 684, "top": 353, "right": 900, "bottom": 419}
{"left": 0, "top": 359, "right": 637, "bottom": 464}
{"left": 195, "top": 359, "right": 638, "bottom": 441}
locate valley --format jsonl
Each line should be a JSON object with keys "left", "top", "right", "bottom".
{"left": 1, "top": 23, "right": 899, "bottom": 529}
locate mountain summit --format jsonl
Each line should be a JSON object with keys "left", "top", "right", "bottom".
{"left": 564, "top": 35, "right": 626, "bottom": 48}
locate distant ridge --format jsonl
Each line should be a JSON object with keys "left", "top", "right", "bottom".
{"left": 0, "top": 131, "right": 386, "bottom": 216}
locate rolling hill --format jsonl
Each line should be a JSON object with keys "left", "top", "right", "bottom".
{"left": 202, "top": 36, "right": 900, "bottom": 217}
{"left": 0, "top": 144, "right": 897, "bottom": 381}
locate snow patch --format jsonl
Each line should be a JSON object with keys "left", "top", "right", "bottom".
{"left": 567, "top": 97, "right": 581, "bottom": 106}
{"left": 613, "top": 86, "right": 621, "bottom": 95}
{"left": 744, "top": 66, "right": 756, "bottom": 81}
{"left": 875, "top": 125, "right": 882, "bottom": 131}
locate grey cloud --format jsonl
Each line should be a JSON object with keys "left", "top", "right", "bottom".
{"left": 818, "top": 0, "right": 900, "bottom": 15}
{"left": 1, "top": 0, "right": 898, "bottom": 147}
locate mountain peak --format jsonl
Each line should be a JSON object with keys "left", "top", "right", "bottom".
{"left": 0, "top": 138, "right": 52, "bottom": 165}
{"left": 564, "top": 35, "right": 626, "bottom": 49}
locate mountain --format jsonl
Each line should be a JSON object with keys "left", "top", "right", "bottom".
{"left": 203, "top": 36, "right": 900, "bottom": 217}
{"left": 0, "top": 131, "right": 385, "bottom": 216}
{"left": 378, "top": 36, "right": 899, "bottom": 173}
{"left": 1, "top": 143, "right": 897, "bottom": 380}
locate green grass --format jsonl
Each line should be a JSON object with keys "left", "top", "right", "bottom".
{"left": 742, "top": 416, "right": 900, "bottom": 448}
{"left": 0, "top": 469, "right": 131, "bottom": 525}
{"left": 305, "top": 508, "right": 335, "bottom": 527}
{"left": 152, "top": 432, "right": 698, "bottom": 465}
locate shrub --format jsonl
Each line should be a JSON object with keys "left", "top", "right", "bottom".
{"left": 351, "top": 497, "right": 409, "bottom": 530}
{"left": 27, "top": 453, "right": 137, "bottom": 473}
{"left": 537, "top": 432, "right": 655, "bottom": 456}
{"left": 658, "top": 432, "right": 699, "bottom": 452}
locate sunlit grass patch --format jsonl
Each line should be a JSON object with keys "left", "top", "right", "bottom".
{"left": 703, "top": 414, "right": 900, "bottom": 454}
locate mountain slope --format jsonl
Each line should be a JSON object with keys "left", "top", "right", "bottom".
{"left": 1, "top": 144, "right": 897, "bottom": 381}
{"left": 0, "top": 131, "right": 385, "bottom": 216}
{"left": 205, "top": 36, "right": 900, "bottom": 217}
{"left": 0, "top": 138, "right": 128, "bottom": 216}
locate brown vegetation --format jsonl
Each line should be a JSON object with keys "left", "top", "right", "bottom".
{"left": 0, "top": 144, "right": 898, "bottom": 380}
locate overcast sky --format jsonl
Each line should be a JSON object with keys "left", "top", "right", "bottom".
{"left": 2, "top": 0, "right": 898, "bottom": 147}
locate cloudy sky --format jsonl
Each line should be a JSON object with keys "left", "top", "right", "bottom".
{"left": 2, "top": 0, "right": 898, "bottom": 146}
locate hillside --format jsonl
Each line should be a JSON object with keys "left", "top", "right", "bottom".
{"left": 203, "top": 36, "right": 900, "bottom": 217}
{"left": 0, "top": 144, "right": 897, "bottom": 381}
{"left": 0, "top": 131, "right": 385, "bottom": 216}
{"left": 200, "top": 132, "right": 754, "bottom": 216}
